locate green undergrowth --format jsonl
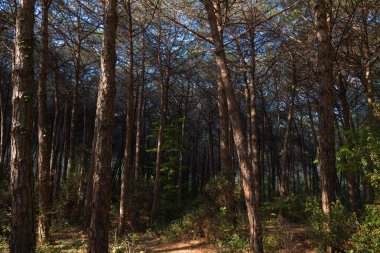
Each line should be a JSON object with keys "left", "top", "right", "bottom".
{"left": 157, "top": 177, "right": 316, "bottom": 252}
{"left": 159, "top": 175, "right": 249, "bottom": 252}
{"left": 351, "top": 204, "right": 380, "bottom": 252}
{"left": 0, "top": 181, "right": 10, "bottom": 252}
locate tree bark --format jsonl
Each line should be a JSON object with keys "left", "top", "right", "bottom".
{"left": 87, "top": 0, "right": 118, "bottom": 251}
{"left": 295, "top": 118, "right": 309, "bottom": 194}
{"left": 217, "top": 81, "right": 235, "bottom": 217}
{"left": 50, "top": 61, "right": 61, "bottom": 204}
{"left": 178, "top": 109, "right": 186, "bottom": 202}
{"left": 151, "top": 37, "right": 169, "bottom": 222}
{"left": 10, "top": 0, "right": 36, "bottom": 251}
{"left": 361, "top": 7, "right": 376, "bottom": 204}
{"left": 67, "top": 41, "right": 81, "bottom": 178}
{"left": 313, "top": 0, "right": 338, "bottom": 215}
{"left": 248, "top": 29, "right": 261, "bottom": 206}
{"left": 134, "top": 34, "right": 146, "bottom": 182}
{"left": 61, "top": 97, "right": 70, "bottom": 182}
{"left": 76, "top": 97, "right": 90, "bottom": 210}
{"left": 338, "top": 73, "right": 359, "bottom": 212}
{"left": 201, "top": 1, "right": 263, "bottom": 251}
{"left": 280, "top": 85, "right": 296, "bottom": 198}
{"left": 118, "top": 0, "right": 135, "bottom": 237}
{"left": 37, "top": 0, "right": 52, "bottom": 244}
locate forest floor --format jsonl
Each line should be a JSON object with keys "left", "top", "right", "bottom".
{"left": 32, "top": 221, "right": 318, "bottom": 253}
{"left": 139, "top": 237, "right": 217, "bottom": 253}
{"left": 0, "top": 221, "right": 320, "bottom": 252}
{"left": 41, "top": 226, "right": 217, "bottom": 253}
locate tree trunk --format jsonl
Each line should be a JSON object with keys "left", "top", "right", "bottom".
{"left": 361, "top": 8, "right": 376, "bottom": 204}
{"left": 76, "top": 98, "right": 90, "bottom": 210}
{"left": 87, "top": 0, "right": 118, "bottom": 251}
{"left": 151, "top": 41, "right": 169, "bottom": 222}
{"left": 67, "top": 42, "right": 81, "bottom": 178}
{"left": 10, "top": 0, "right": 36, "bottom": 251}
{"left": 178, "top": 111, "right": 186, "bottom": 202}
{"left": 217, "top": 82, "right": 235, "bottom": 218}
{"left": 201, "top": 1, "right": 263, "bottom": 251}
{"left": 259, "top": 87, "right": 277, "bottom": 197}
{"left": 50, "top": 64, "right": 61, "bottom": 204}
{"left": 264, "top": 116, "right": 273, "bottom": 200}
{"left": 313, "top": 0, "right": 338, "bottom": 215}
{"left": 54, "top": 118, "right": 66, "bottom": 201}
{"left": 279, "top": 89, "right": 295, "bottom": 197}
{"left": 37, "top": 0, "right": 52, "bottom": 244}
{"left": 118, "top": 0, "right": 135, "bottom": 237}
{"left": 248, "top": 29, "right": 261, "bottom": 206}
{"left": 177, "top": 79, "right": 191, "bottom": 200}
{"left": 295, "top": 119, "right": 309, "bottom": 194}
{"left": 307, "top": 98, "right": 320, "bottom": 194}
{"left": 191, "top": 134, "right": 199, "bottom": 196}
{"left": 134, "top": 34, "right": 146, "bottom": 182}
{"left": 61, "top": 98, "right": 70, "bottom": 182}
{"left": 207, "top": 115, "right": 214, "bottom": 179}
{"left": 338, "top": 73, "right": 359, "bottom": 212}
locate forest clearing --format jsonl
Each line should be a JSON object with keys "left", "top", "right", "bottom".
{"left": 0, "top": 0, "right": 379, "bottom": 252}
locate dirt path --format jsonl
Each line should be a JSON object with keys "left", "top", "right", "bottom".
{"left": 48, "top": 226, "right": 216, "bottom": 253}
{"left": 143, "top": 238, "right": 217, "bottom": 253}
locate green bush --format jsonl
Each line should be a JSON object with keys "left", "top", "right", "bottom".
{"left": 305, "top": 197, "right": 357, "bottom": 250}
{"left": 162, "top": 176, "right": 249, "bottom": 252}
{"left": 351, "top": 204, "right": 380, "bottom": 252}
{"left": 0, "top": 181, "right": 10, "bottom": 250}
{"left": 337, "top": 127, "right": 380, "bottom": 192}
{"left": 260, "top": 195, "right": 308, "bottom": 222}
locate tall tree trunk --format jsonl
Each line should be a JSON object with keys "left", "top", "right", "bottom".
{"left": 67, "top": 41, "right": 81, "bottom": 178}
{"left": 151, "top": 41, "right": 169, "bottom": 222}
{"left": 10, "top": 0, "right": 36, "bottom": 251}
{"left": 217, "top": 82, "right": 235, "bottom": 219}
{"left": 264, "top": 116, "right": 273, "bottom": 200}
{"left": 118, "top": 0, "right": 134, "bottom": 237}
{"left": 191, "top": 134, "right": 199, "bottom": 196}
{"left": 338, "top": 73, "right": 359, "bottom": 212}
{"left": 37, "top": 0, "right": 52, "bottom": 244}
{"left": 76, "top": 97, "right": 90, "bottom": 209}
{"left": 134, "top": 34, "right": 146, "bottom": 182}
{"left": 61, "top": 97, "right": 70, "bottom": 183}
{"left": 280, "top": 80, "right": 296, "bottom": 198}
{"left": 54, "top": 118, "right": 66, "bottom": 201}
{"left": 248, "top": 28, "right": 261, "bottom": 206}
{"left": 313, "top": 0, "right": 338, "bottom": 215}
{"left": 259, "top": 87, "right": 277, "bottom": 197}
{"left": 177, "top": 79, "right": 191, "bottom": 200}
{"left": 87, "top": 0, "right": 118, "bottom": 251}
{"left": 50, "top": 63, "right": 61, "bottom": 204}
{"left": 295, "top": 118, "right": 309, "bottom": 194}
{"left": 178, "top": 110, "right": 186, "bottom": 202}
{"left": 201, "top": 1, "right": 263, "bottom": 251}
{"left": 307, "top": 98, "right": 320, "bottom": 194}
{"left": 207, "top": 115, "right": 214, "bottom": 178}
{"left": 361, "top": 7, "right": 376, "bottom": 204}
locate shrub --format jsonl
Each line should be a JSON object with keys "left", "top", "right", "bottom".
{"left": 351, "top": 204, "right": 380, "bottom": 252}
{"left": 260, "top": 194, "right": 308, "bottom": 222}
{"left": 162, "top": 176, "right": 249, "bottom": 252}
{"left": 305, "top": 197, "right": 357, "bottom": 250}
{"left": 0, "top": 181, "right": 10, "bottom": 250}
